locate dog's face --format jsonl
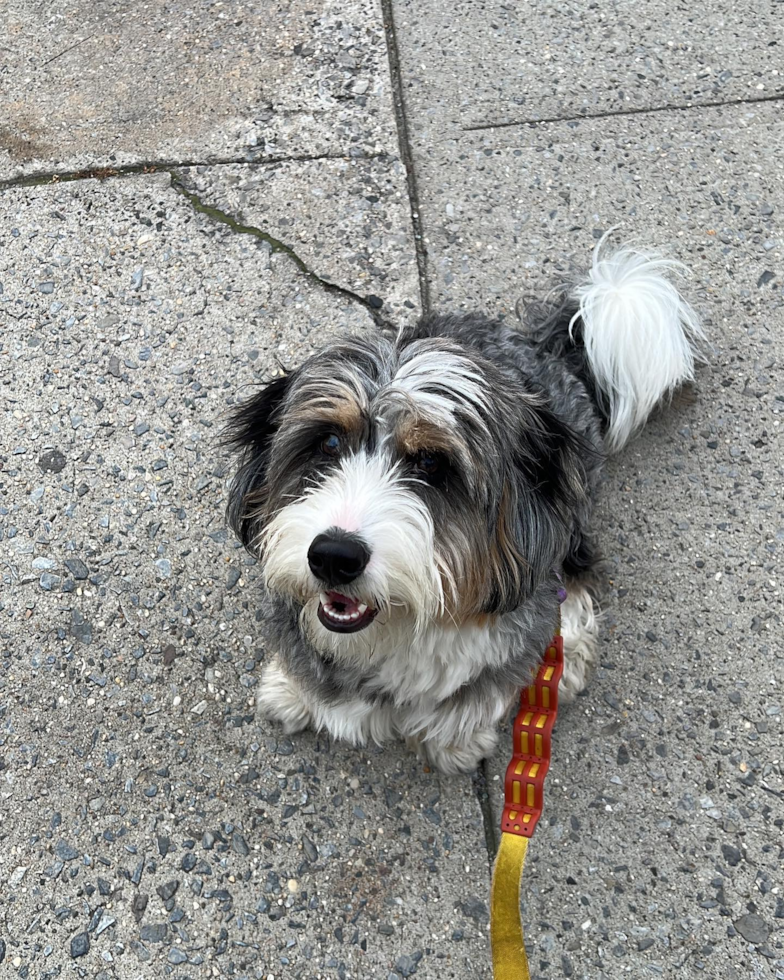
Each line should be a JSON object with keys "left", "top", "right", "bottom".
{"left": 227, "top": 334, "right": 584, "bottom": 654}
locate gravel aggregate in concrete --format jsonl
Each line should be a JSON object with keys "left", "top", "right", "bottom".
{"left": 0, "top": 173, "right": 492, "bottom": 978}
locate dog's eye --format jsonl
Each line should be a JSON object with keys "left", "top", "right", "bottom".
{"left": 411, "top": 449, "right": 445, "bottom": 482}
{"left": 320, "top": 433, "right": 342, "bottom": 457}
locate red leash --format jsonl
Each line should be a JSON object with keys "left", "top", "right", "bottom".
{"left": 501, "top": 631, "right": 564, "bottom": 837}
{"left": 491, "top": 623, "right": 564, "bottom": 979}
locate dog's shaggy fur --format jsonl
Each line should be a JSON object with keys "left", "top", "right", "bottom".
{"left": 226, "top": 240, "right": 704, "bottom": 773}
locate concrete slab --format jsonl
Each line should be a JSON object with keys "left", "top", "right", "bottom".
{"left": 386, "top": 40, "right": 784, "bottom": 972}
{"left": 390, "top": 0, "right": 784, "bottom": 130}
{"left": 399, "top": 99, "right": 784, "bottom": 318}
{"left": 0, "top": 173, "right": 491, "bottom": 978}
{"left": 0, "top": 0, "right": 397, "bottom": 180}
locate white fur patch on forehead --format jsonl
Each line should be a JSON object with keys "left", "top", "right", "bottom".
{"left": 387, "top": 348, "right": 490, "bottom": 425}
{"left": 309, "top": 451, "right": 409, "bottom": 536}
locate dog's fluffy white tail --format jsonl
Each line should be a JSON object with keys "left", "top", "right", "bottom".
{"left": 570, "top": 240, "right": 705, "bottom": 452}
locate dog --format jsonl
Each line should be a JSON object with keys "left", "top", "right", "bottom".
{"left": 225, "top": 239, "right": 704, "bottom": 773}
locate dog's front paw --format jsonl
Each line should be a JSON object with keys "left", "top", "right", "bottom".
{"left": 416, "top": 727, "right": 498, "bottom": 775}
{"left": 257, "top": 660, "right": 311, "bottom": 734}
{"left": 405, "top": 734, "right": 427, "bottom": 762}
{"left": 559, "top": 582, "right": 599, "bottom": 701}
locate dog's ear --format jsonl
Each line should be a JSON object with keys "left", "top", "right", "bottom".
{"left": 487, "top": 400, "right": 588, "bottom": 612}
{"left": 225, "top": 373, "right": 292, "bottom": 549}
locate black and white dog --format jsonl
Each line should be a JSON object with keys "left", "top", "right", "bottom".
{"left": 226, "top": 241, "right": 704, "bottom": 773}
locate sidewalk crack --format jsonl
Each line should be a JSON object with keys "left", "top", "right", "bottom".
{"left": 474, "top": 760, "right": 499, "bottom": 864}
{"left": 167, "top": 170, "right": 389, "bottom": 329}
{"left": 0, "top": 160, "right": 391, "bottom": 329}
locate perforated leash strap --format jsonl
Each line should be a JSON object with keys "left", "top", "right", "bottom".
{"left": 490, "top": 617, "right": 564, "bottom": 980}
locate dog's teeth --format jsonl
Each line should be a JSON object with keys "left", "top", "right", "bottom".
{"left": 319, "top": 596, "right": 374, "bottom": 627}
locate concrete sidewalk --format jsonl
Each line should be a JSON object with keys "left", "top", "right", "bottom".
{"left": 1, "top": 2, "right": 782, "bottom": 978}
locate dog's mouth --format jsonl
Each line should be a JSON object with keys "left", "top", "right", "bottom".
{"left": 317, "top": 591, "right": 377, "bottom": 633}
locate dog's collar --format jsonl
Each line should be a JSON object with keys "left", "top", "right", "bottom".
{"left": 555, "top": 568, "right": 567, "bottom": 604}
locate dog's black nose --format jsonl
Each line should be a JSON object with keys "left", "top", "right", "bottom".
{"left": 308, "top": 533, "right": 370, "bottom": 586}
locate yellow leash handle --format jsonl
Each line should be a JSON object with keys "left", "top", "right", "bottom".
{"left": 491, "top": 833, "right": 530, "bottom": 980}
{"left": 491, "top": 619, "right": 563, "bottom": 980}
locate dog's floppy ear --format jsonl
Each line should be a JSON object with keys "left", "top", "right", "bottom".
{"left": 487, "top": 400, "right": 588, "bottom": 612}
{"left": 225, "top": 373, "right": 292, "bottom": 549}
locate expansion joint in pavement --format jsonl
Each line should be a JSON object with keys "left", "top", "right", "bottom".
{"left": 0, "top": 151, "right": 383, "bottom": 194}
{"left": 380, "top": 0, "right": 431, "bottom": 315}
{"left": 463, "top": 89, "right": 784, "bottom": 132}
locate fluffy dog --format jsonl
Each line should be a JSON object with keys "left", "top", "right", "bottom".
{"left": 226, "top": 240, "right": 704, "bottom": 773}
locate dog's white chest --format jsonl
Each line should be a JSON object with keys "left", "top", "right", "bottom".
{"left": 366, "top": 620, "right": 508, "bottom": 704}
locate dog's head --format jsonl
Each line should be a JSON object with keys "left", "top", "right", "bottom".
{"left": 226, "top": 333, "right": 585, "bottom": 652}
